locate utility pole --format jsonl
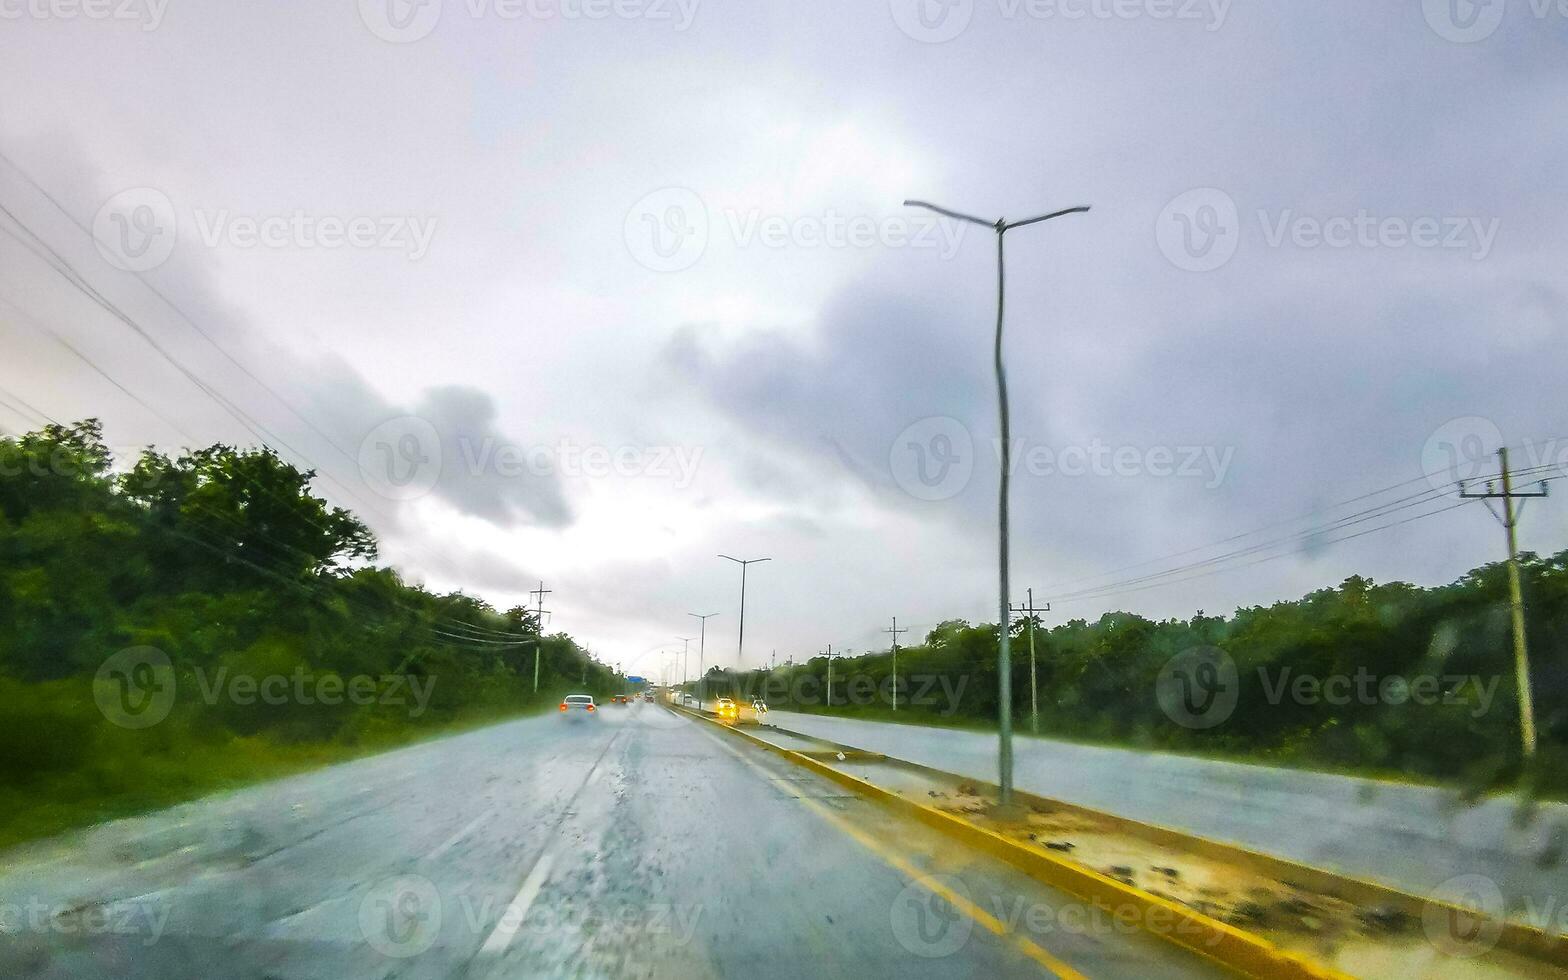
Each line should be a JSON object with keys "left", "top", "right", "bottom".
{"left": 904, "top": 197, "right": 1090, "bottom": 805}
{"left": 1010, "top": 589, "right": 1049, "bottom": 735}
{"left": 528, "top": 580, "right": 552, "bottom": 693}
{"left": 718, "top": 555, "right": 770, "bottom": 670}
{"left": 1460, "top": 447, "right": 1550, "bottom": 760}
{"left": 689, "top": 612, "right": 717, "bottom": 709}
{"left": 678, "top": 637, "right": 695, "bottom": 685}
{"left": 825, "top": 644, "right": 833, "bottom": 709}
{"left": 885, "top": 617, "right": 908, "bottom": 711}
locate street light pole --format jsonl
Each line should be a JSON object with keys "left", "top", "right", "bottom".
{"left": 689, "top": 612, "right": 718, "bottom": 709}
{"left": 718, "top": 554, "right": 770, "bottom": 672}
{"left": 678, "top": 637, "right": 695, "bottom": 685}
{"left": 904, "top": 198, "right": 1090, "bottom": 805}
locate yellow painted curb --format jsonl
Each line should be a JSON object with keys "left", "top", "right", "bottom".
{"left": 755, "top": 719, "right": 1568, "bottom": 973}
{"left": 673, "top": 704, "right": 1348, "bottom": 980}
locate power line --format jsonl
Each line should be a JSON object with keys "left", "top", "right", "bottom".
{"left": 0, "top": 384, "right": 53, "bottom": 427}
{"left": 0, "top": 212, "right": 490, "bottom": 617}
{"left": 0, "top": 195, "right": 501, "bottom": 600}
{"left": 0, "top": 149, "right": 377, "bottom": 476}
{"left": 1043, "top": 481, "right": 1463, "bottom": 604}
{"left": 1036, "top": 466, "right": 1562, "bottom": 609}
{"left": 1050, "top": 496, "right": 1486, "bottom": 607}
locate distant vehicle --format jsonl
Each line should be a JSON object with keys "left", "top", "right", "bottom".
{"left": 559, "top": 694, "right": 596, "bottom": 715}
{"left": 642, "top": 692, "right": 653, "bottom": 703}
{"left": 740, "top": 699, "right": 768, "bottom": 724}
{"left": 715, "top": 697, "right": 738, "bottom": 721}
{"left": 611, "top": 694, "right": 629, "bottom": 704}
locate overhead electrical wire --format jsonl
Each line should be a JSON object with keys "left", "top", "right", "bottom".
{"left": 0, "top": 214, "right": 531, "bottom": 639}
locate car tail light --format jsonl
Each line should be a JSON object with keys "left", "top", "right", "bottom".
{"left": 559, "top": 703, "right": 567, "bottom": 711}
{"left": 587, "top": 704, "right": 595, "bottom": 711}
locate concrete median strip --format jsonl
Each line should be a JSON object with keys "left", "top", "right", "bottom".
{"left": 670, "top": 702, "right": 1546, "bottom": 980}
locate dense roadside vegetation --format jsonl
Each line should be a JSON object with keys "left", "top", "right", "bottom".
{"left": 701, "top": 556, "right": 1568, "bottom": 797}
{"left": 0, "top": 421, "right": 617, "bottom": 849}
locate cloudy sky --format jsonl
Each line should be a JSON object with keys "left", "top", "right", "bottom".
{"left": 2, "top": 0, "right": 1565, "bottom": 680}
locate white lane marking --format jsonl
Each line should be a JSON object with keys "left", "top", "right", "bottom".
{"left": 424, "top": 809, "right": 494, "bottom": 862}
{"left": 477, "top": 852, "right": 554, "bottom": 956}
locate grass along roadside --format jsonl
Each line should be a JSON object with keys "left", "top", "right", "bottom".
{"left": 0, "top": 682, "right": 582, "bottom": 853}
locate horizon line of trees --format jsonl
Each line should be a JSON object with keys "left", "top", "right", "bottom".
{"left": 695, "top": 555, "right": 1568, "bottom": 795}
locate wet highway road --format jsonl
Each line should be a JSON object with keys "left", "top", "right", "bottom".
{"left": 0, "top": 703, "right": 1227, "bottom": 979}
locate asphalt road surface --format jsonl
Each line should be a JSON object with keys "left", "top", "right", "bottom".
{"left": 0, "top": 704, "right": 1228, "bottom": 979}
{"left": 766, "top": 710, "right": 1568, "bottom": 921}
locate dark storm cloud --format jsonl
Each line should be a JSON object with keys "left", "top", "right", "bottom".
{"left": 662, "top": 274, "right": 993, "bottom": 501}
{"left": 0, "top": 134, "right": 573, "bottom": 535}
{"left": 415, "top": 383, "right": 574, "bottom": 528}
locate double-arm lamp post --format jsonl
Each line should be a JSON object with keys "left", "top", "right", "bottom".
{"left": 903, "top": 199, "right": 1091, "bottom": 805}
